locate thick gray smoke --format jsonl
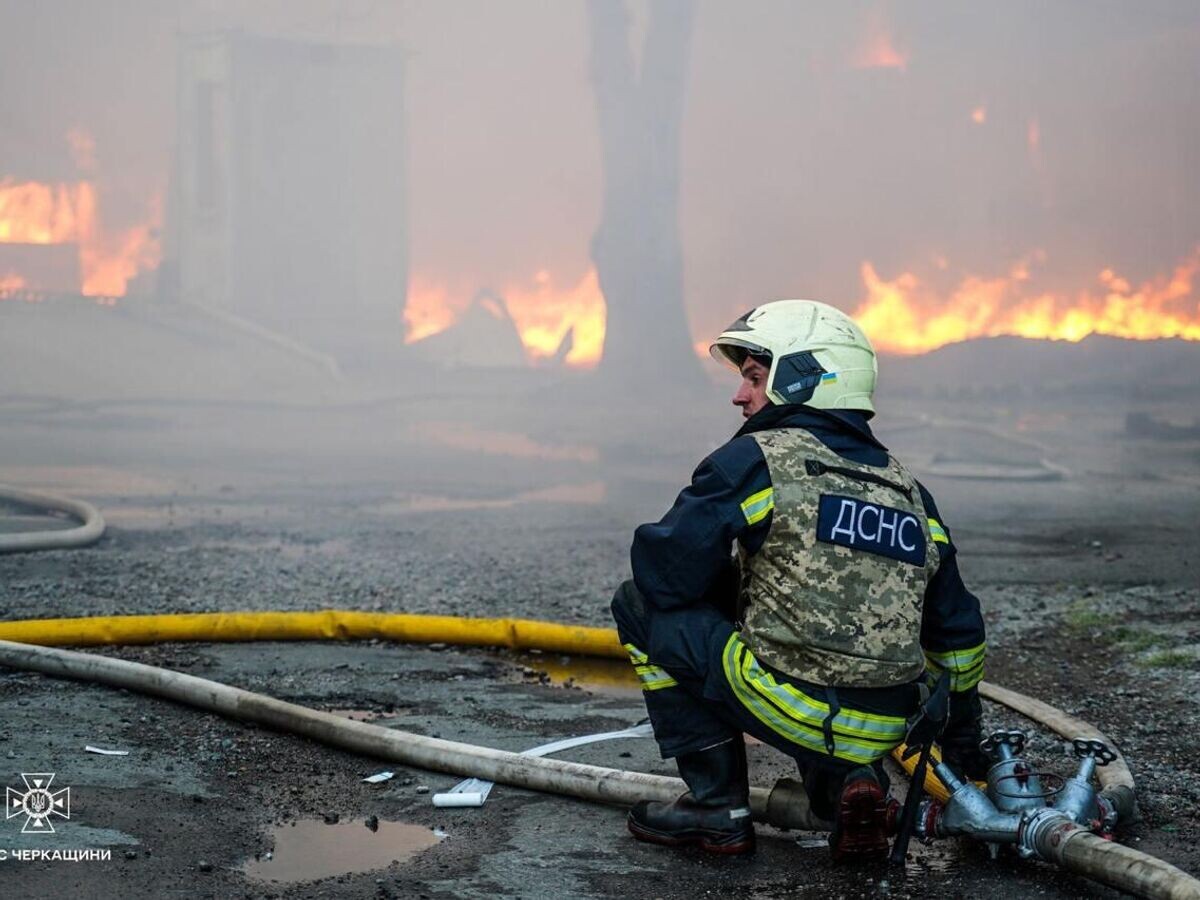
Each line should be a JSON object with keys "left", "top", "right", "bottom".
{"left": 2, "top": 2, "right": 1197, "bottom": 349}
{"left": 0, "top": 1, "right": 1197, "bottom": 502}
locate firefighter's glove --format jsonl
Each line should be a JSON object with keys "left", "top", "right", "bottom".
{"left": 901, "top": 672, "right": 950, "bottom": 760}
{"left": 939, "top": 687, "right": 990, "bottom": 781}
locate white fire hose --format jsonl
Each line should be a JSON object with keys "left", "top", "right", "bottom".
{"left": 0, "top": 485, "right": 105, "bottom": 553}
{"left": 0, "top": 639, "right": 827, "bottom": 831}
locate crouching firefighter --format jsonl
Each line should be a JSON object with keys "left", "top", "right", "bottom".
{"left": 612, "top": 300, "right": 989, "bottom": 861}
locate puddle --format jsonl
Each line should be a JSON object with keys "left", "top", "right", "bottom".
{"left": 502, "top": 651, "right": 639, "bottom": 694}
{"left": 243, "top": 818, "right": 442, "bottom": 884}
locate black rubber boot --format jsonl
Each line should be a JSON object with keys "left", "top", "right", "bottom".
{"left": 829, "top": 765, "right": 894, "bottom": 863}
{"left": 627, "top": 739, "right": 756, "bottom": 855}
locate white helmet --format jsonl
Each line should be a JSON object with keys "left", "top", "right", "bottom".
{"left": 709, "top": 300, "right": 878, "bottom": 414}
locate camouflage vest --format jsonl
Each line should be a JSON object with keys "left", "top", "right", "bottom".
{"left": 739, "top": 427, "right": 940, "bottom": 688}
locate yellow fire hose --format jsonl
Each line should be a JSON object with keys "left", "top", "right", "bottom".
{"left": 0, "top": 610, "right": 620, "bottom": 657}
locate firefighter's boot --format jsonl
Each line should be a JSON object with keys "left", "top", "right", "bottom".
{"left": 627, "top": 739, "right": 756, "bottom": 855}
{"left": 829, "top": 765, "right": 895, "bottom": 863}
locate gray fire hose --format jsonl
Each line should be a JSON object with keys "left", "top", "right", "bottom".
{"left": 0, "top": 485, "right": 105, "bottom": 553}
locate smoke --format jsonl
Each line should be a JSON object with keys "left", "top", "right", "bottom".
{"left": 1, "top": 3, "right": 1196, "bottom": 350}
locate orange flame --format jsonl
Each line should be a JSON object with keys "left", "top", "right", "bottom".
{"left": 970, "top": 106, "right": 987, "bottom": 125}
{"left": 0, "top": 177, "right": 160, "bottom": 297}
{"left": 851, "top": 10, "right": 908, "bottom": 72}
{"left": 1027, "top": 117, "right": 1041, "bottom": 153}
{"left": 405, "top": 267, "right": 607, "bottom": 368}
{"left": 0, "top": 179, "right": 88, "bottom": 244}
{"left": 852, "top": 250, "right": 1200, "bottom": 354}
{"left": 0, "top": 130, "right": 161, "bottom": 298}
{"left": 0, "top": 272, "right": 28, "bottom": 295}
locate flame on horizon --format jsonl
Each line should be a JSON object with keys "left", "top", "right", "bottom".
{"left": 0, "top": 131, "right": 161, "bottom": 299}
{"left": 0, "top": 272, "right": 28, "bottom": 294}
{"left": 405, "top": 267, "right": 607, "bottom": 368}
{"left": 852, "top": 249, "right": 1200, "bottom": 354}
{"left": 851, "top": 10, "right": 908, "bottom": 72}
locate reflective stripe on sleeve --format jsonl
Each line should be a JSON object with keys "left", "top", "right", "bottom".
{"left": 924, "top": 642, "right": 986, "bottom": 691}
{"left": 740, "top": 488, "right": 775, "bottom": 526}
{"left": 927, "top": 518, "right": 949, "bottom": 544}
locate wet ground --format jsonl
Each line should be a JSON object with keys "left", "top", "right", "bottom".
{"left": 1, "top": 383, "right": 1198, "bottom": 898}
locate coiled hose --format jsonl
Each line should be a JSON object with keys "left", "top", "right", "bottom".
{"left": 0, "top": 484, "right": 105, "bottom": 553}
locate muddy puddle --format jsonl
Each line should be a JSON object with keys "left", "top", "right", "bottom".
{"left": 242, "top": 817, "right": 443, "bottom": 884}
{"left": 501, "top": 650, "right": 639, "bottom": 694}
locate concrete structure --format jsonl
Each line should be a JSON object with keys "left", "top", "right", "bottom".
{"left": 169, "top": 32, "right": 407, "bottom": 365}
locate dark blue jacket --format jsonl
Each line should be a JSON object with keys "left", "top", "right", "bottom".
{"left": 631, "top": 403, "right": 987, "bottom": 691}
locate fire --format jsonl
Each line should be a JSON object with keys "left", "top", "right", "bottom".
{"left": 405, "top": 267, "right": 607, "bottom": 368}
{"left": 0, "top": 131, "right": 161, "bottom": 298}
{"left": 852, "top": 249, "right": 1200, "bottom": 354}
{"left": 1027, "top": 117, "right": 1041, "bottom": 153}
{"left": 78, "top": 193, "right": 163, "bottom": 297}
{"left": 971, "top": 106, "right": 987, "bottom": 125}
{"left": 851, "top": 9, "right": 908, "bottom": 72}
{"left": 0, "top": 272, "right": 28, "bottom": 295}
{"left": 0, "top": 179, "right": 90, "bottom": 244}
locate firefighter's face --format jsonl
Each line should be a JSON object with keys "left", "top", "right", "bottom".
{"left": 733, "top": 356, "right": 770, "bottom": 419}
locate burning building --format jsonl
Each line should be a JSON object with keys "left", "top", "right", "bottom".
{"left": 167, "top": 32, "right": 408, "bottom": 366}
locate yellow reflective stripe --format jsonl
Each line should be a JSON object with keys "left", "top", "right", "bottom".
{"left": 740, "top": 488, "right": 775, "bottom": 526}
{"left": 739, "top": 652, "right": 905, "bottom": 741}
{"left": 723, "top": 637, "right": 832, "bottom": 757}
{"left": 721, "top": 635, "right": 903, "bottom": 764}
{"left": 927, "top": 518, "right": 949, "bottom": 544}
{"left": 925, "top": 661, "right": 984, "bottom": 691}
{"left": 925, "top": 642, "right": 985, "bottom": 670}
{"left": 925, "top": 642, "right": 986, "bottom": 691}
{"left": 634, "top": 665, "right": 678, "bottom": 690}
{"left": 736, "top": 643, "right": 892, "bottom": 762}
{"left": 624, "top": 643, "right": 677, "bottom": 689}
{"left": 773, "top": 680, "right": 907, "bottom": 741}
{"left": 642, "top": 676, "right": 679, "bottom": 691}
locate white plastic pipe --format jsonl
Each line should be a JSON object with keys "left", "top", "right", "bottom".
{"left": 0, "top": 485, "right": 105, "bottom": 553}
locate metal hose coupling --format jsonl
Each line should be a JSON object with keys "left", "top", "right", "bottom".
{"left": 916, "top": 760, "right": 1024, "bottom": 844}
{"left": 1051, "top": 738, "right": 1120, "bottom": 837}
{"left": 915, "top": 731, "right": 1127, "bottom": 856}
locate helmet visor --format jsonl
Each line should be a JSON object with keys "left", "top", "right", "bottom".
{"left": 709, "top": 336, "right": 769, "bottom": 370}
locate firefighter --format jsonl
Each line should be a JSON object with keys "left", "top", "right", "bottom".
{"left": 612, "top": 300, "right": 988, "bottom": 861}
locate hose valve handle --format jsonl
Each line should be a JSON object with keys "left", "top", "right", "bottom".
{"left": 1071, "top": 737, "right": 1117, "bottom": 784}
{"left": 1072, "top": 737, "right": 1117, "bottom": 766}
{"left": 980, "top": 729, "right": 1026, "bottom": 761}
